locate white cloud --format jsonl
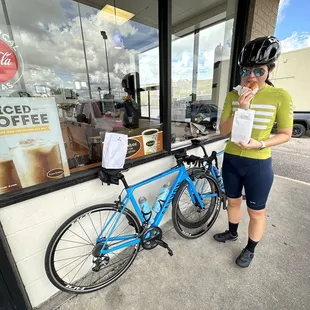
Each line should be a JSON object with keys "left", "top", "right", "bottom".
{"left": 0, "top": 0, "right": 234, "bottom": 99}
{"left": 277, "top": 0, "right": 290, "bottom": 23}
{"left": 281, "top": 32, "right": 310, "bottom": 52}
{"left": 0, "top": 0, "right": 148, "bottom": 98}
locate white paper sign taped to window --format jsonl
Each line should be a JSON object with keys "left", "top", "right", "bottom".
{"left": 231, "top": 109, "right": 255, "bottom": 144}
{"left": 102, "top": 132, "right": 128, "bottom": 169}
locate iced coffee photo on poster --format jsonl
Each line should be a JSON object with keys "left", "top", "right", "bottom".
{"left": 0, "top": 97, "right": 70, "bottom": 194}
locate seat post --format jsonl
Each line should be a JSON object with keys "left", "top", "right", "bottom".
{"left": 121, "top": 176, "right": 129, "bottom": 189}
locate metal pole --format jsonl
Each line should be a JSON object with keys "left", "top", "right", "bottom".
{"left": 148, "top": 90, "right": 151, "bottom": 118}
{"left": 192, "top": 29, "right": 200, "bottom": 102}
{"left": 78, "top": 3, "right": 92, "bottom": 99}
{"left": 103, "top": 39, "right": 111, "bottom": 94}
{"left": 1, "top": 0, "right": 26, "bottom": 92}
{"left": 158, "top": 0, "right": 172, "bottom": 152}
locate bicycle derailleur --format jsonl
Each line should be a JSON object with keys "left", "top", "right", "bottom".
{"left": 91, "top": 240, "right": 110, "bottom": 272}
{"left": 141, "top": 226, "right": 173, "bottom": 256}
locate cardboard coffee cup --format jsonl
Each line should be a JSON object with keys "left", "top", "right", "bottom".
{"left": 142, "top": 129, "right": 158, "bottom": 155}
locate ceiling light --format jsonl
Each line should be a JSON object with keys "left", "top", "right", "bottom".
{"left": 99, "top": 4, "right": 134, "bottom": 25}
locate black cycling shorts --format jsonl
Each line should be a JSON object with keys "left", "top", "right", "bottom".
{"left": 222, "top": 153, "right": 274, "bottom": 210}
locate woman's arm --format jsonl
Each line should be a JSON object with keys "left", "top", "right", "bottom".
{"left": 237, "top": 128, "right": 291, "bottom": 150}
{"left": 264, "top": 128, "right": 292, "bottom": 147}
{"left": 220, "top": 114, "right": 234, "bottom": 136}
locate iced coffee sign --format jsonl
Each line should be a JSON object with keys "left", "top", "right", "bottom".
{"left": 0, "top": 97, "right": 70, "bottom": 194}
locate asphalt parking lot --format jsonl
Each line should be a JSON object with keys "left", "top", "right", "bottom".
{"left": 272, "top": 135, "right": 310, "bottom": 183}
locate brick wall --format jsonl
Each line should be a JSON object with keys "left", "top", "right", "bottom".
{"left": 246, "top": 0, "right": 280, "bottom": 42}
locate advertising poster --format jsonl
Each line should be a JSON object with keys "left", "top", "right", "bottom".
{"left": 0, "top": 97, "right": 70, "bottom": 194}
{"left": 102, "top": 129, "right": 163, "bottom": 160}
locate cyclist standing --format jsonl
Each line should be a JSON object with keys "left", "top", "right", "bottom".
{"left": 214, "top": 36, "right": 293, "bottom": 267}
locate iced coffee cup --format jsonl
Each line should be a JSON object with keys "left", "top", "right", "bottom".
{"left": 142, "top": 129, "right": 158, "bottom": 155}
{"left": 0, "top": 154, "right": 22, "bottom": 194}
{"left": 9, "top": 139, "right": 64, "bottom": 188}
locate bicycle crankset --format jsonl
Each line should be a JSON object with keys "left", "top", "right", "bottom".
{"left": 141, "top": 227, "right": 173, "bottom": 256}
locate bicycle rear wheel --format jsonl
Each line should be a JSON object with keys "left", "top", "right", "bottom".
{"left": 45, "top": 204, "right": 141, "bottom": 293}
{"left": 172, "top": 169, "right": 221, "bottom": 239}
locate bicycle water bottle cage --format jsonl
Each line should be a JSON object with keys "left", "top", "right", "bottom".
{"left": 99, "top": 168, "right": 127, "bottom": 185}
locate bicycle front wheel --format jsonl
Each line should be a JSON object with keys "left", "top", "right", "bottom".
{"left": 172, "top": 169, "right": 221, "bottom": 239}
{"left": 45, "top": 204, "right": 141, "bottom": 294}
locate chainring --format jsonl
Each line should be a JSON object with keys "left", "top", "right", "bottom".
{"left": 141, "top": 226, "right": 162, "bottom": 250}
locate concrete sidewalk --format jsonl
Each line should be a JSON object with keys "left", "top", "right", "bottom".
{"left": 43, "top": 176, "right": 310, "bottom": 310}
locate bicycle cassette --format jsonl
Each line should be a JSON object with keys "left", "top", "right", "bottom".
{"left": 141, "top": 227, "right": 162, "bottom": 250}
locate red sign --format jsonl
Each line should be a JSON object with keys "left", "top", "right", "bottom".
{"left": 0, "top": 40, "right": 18, "bottom": 83}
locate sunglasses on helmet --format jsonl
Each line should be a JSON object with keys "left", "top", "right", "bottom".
{"left": 239, "top": 67, "right": 266, "bottom": 77}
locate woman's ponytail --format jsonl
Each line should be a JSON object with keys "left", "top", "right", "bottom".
{"left": 266, "top": 63, "right": 275, "bottom": 87}
{"left": 266, "top": 78, "right": 274, "bottom": 87}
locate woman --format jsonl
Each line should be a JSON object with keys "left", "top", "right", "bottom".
{"left": 214, "top": 36, "right": 293, "bottom": 268}
{"left": 115, "top": 94, "right": 140, "bottom": 129}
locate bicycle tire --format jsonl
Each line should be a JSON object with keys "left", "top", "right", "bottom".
{"left": 172, "top": 171, "right": 221, "bottom": 239}
{"left": 174, "top": 168, "right": 219, "bottom": 228}
{"left": 45, "top": 204, "right": 141, "bottom": 294}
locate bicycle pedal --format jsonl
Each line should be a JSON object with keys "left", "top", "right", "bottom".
{"left": 155, "top": 239, "right": 173, "bottom": 257}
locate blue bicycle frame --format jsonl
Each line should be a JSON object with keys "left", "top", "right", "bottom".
{"left": 97, "top": 164, "right": 205, "bottom": 256}
{"left": 194, "top": 150, "right": 225, "bottom": 200}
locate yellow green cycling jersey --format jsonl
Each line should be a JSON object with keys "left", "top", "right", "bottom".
{"left": 221, "top": 84, "right": 294, "bottom": 159}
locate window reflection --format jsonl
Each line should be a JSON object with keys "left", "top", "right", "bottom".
{"left": 0, "top": 0, "right": 163, "bottom": 174}
{"left": 171, "top": 16, "right": 234, "bottom": 147}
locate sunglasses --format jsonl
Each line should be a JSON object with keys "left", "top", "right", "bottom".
{"left": 240, "top": 68, "right": 266, "bottom": 77}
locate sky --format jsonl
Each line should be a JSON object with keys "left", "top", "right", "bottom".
{"left": 275, "top": 0, "right": 310, "bottom": 52}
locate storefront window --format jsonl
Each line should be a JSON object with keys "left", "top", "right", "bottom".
{"left": 0, "top": 0, "right": 162, "bottom": 194}
{"left": 171, "top": 1, "right": 235, "bottom": 147}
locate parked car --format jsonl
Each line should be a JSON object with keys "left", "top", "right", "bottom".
{"left": 191, "top": 103, "right": 218, "bottom": 130}
{"left": 291, "top": 112, "right": 310, "bottom": 137}
{"left": 273, "top": 112, "right": 310, "bottom": 138}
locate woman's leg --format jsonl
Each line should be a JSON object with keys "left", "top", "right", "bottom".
{"left": 214, "top": 154, "right": 243, "bottom": 242}
{"left": 236, "top": 157, "right": 274, "bottom": 267}
{"left": 248, "top": 208, "right": 265, "bottom": 242}
{"left": 227, "top": 197, "right": 243, "bottom": 224}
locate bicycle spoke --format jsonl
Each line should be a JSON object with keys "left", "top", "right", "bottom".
{"left": 78, "top": 221, "right": 94, "bottom": 245}
{"left": 88, "top": 213, "right": 99, "bottom": 237}
{"left": 56, "top": 244, "right": 91, "bottom": 251}
{"left": 59, "top": 239, "right": 92, "bottom": 246}
{"left": 100, "top": 211, "right": 103, "bottom": 232}
{"left": 62, "top": 253, "right": 92, "bottom": 281}
{"left": 105, "top": 212, "right": 123, "bottom": 239}
{"left": 67, "top": 229, "right": 93, "bottom": 245}
{"left": 56, "top": 252, "right": 92, "bottom": 272}
{"left": 100, "top": 210, "right": 111, "bottom": 236}
{"left": 55, "top": 253, "right": 93, "bottom": 263}
{"left": 114, "top": 223, "right": 134, "bottom": 239}
{"left": 70, "top": 253, "right": 92, "bottom": 284}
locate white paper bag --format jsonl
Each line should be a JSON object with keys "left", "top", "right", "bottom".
{"left": 102, "top": 132, "right": 128, "bottom": 169}
{"left": 231, "top": 109, "right": 255, "bottom": 144}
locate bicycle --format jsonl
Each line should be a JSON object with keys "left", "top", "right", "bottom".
{"left": 173, "top": 139, "right": 227, "bottom": 231}
{"left": 44, "top": 148, "right": 223, "bottom": 294}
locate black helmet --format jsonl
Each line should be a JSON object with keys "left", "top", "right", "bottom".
{"left": 238, "top": 36, "right": 281, "bottom": 67}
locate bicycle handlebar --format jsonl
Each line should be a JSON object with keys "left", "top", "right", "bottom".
{"left": 174, "top": 139, "right": 220, "bottom": 169}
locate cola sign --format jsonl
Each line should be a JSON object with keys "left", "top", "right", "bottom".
{"left": 0, "top": 31, "right": 22, "bottom": 90}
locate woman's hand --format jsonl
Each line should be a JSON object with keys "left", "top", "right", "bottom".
{"left": 239, "top": 89, "right": 254, "bottom": 110}
{"left": 235, "top": 138, "right": 261, "bottom": 150}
